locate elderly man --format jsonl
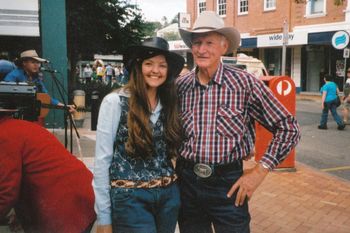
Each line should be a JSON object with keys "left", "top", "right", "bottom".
{"left": 176, "top": 11, "right": 301, "bottom": 233}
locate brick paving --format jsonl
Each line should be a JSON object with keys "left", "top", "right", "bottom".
{"left": 3, "top": 94, "right": 350, "bottom": 233}
{"left": 246, "top": 160, "right": 350, "bottom": 233}
{"left": 68, "top": 109, "right": 350, "bottom": 233}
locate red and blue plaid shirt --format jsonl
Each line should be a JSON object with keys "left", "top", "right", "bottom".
{"left": 176, "top": 63, "right": 300, "bottom": 170}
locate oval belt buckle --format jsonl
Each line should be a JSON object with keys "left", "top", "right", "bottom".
{"left": 193, "top": 163, "right": 212, "bottom": 178}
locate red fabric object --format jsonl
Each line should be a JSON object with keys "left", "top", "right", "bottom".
{"left": 0, "top": 117, "right": 96, "bottom": 233}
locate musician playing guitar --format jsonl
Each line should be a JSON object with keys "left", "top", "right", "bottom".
{"left": 3, "top": 50, "right": 75, "bottom": 122}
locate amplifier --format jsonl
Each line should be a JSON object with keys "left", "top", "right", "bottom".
{"left": 0, "top": 82, "right": 36, "bottom": 94}
{"left": 0, "top": 82, "right": 38, "bottom": 121}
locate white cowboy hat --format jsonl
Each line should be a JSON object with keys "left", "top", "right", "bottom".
{"left": 20, "top": 50, "right": 47, "bottom": 62}
{"left": 179, "top": 11, "right": 241, "bottom": 54}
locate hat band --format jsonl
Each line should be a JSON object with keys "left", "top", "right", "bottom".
{"left": 193, "top": 26, "right": 218, "bottom": 31}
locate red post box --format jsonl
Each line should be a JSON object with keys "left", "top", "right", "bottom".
{"left": 255, "top": 76, "right": 296, "bottom": 169}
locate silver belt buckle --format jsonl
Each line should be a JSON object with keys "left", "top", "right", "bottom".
{"left": 193, "top": 163, "right": 212, "bottom": 178}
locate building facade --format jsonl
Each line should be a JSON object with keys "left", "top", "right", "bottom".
{"left": 182, "top": 0, "right": 350, "bottom": 92}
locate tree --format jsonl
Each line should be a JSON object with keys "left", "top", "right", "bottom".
{"left": 66, "top": 0, "right": 148, "bottom": 84}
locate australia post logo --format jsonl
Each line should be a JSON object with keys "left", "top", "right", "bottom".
{"left": 332, "top": 31, "right": 350, "bottom": 50}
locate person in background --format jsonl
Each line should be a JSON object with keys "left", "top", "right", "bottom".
{"left": 0, "top": 56, "right": 16, "bottom": 80}
{"left": 83, "top": 64, "right": 93, "bottom": 84}
{"left": 0, "top": 102, "right": 96, "bottom": 233}
{"left": 179, "top": 63, "right": 190, "bottom": 77}
{"left": 110, "top": 77, "right": 121, "bottom": 90}
{"left": 96, "top": 62, "right": 105, "bottom": 83}
{"left": 341, "top": 68, "right": 350, "bottom": 124}
{"left": 4, "top": 50, "right": 61, "bottom": 105}
{"left": 176, "top": 11, "right": 301, "bottom": 233}
{"left": 105, "top": 63, "right": 114, "bottom": 86}
{"left": 93, "top": 37, "right": 185, "bottom": 233}
{"left": 318, "top": 74, "right": 345, "bottom": 130}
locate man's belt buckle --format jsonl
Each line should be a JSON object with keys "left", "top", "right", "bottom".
{"left": 193, "top": 163, "right": 212, "bottom": 178}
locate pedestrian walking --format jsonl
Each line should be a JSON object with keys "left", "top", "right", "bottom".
{"left": 341, "top": 68, "right": 350, "bottom": 124}
{"left": 176, "top": 11, "right": 301, "bottom": 233}
{"left": 318, "top": 74, "right": 345, "bottom": 130}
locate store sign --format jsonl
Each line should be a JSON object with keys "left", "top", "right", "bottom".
{"left": 168, "top": 40, "right": 189, "bottom": 51}
{"left": 257, "top": 31, "right": 307, "bottom": 47}
{"left": 0, "top": 0, "right": 39, "bottom": 37}
{"left": 178, "top": 13, "right": 191, "bottom": 29}
{"left": 332, "top": 31, "right": 350, "bottom": 50}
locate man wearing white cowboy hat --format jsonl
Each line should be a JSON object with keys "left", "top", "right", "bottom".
{"left": 4, "top": 50, "right": 75, "bottom": 121}
{"left": 176, "top": 11, "right": 301, "bottom": 232}
{"left": 4, "top": 50, "right": 61, "bottom": 103}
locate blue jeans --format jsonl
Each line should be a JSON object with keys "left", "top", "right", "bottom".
{"left": 178, "top": 166, "right": 250, "bottom": 233}
{"left": 111, "top": 182, "right": 180, "bottom": 233}
{"left": 320, "top": 99, "right": 343, "bottom": 126}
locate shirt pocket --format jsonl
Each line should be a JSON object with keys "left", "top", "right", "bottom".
{"left": 180, "top": 109, "right": 194, "bottom": 138}
{"left": 216, "top": 106, "right": 245, "bottom": 139}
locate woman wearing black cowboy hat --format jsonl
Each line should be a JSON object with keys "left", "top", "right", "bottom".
{"left": 93, "top": 37, "right": 185, "bottom": 233}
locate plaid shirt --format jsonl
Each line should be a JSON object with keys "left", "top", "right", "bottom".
{"left": 176, "top": 63, "right": 300, "bottom": 170}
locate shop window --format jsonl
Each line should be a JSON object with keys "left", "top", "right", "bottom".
{"left": 217, "top": 0, "right": 227, "bottom": 16}
{"left": 306, "top": 0, "right": 326, "bottom": 17}
{"left": 264, "top": 0, "right": 276, "bottom": 11}
{"left": 238, "top": 0, "right": 248, "bottom": 15}
{"left": 198, "top": 0, "right": 206, "bottom": 15}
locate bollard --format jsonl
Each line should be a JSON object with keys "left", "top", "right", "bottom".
{"left": 91, "top": 90, "right": 100, "bottom": 131}
{"left": 73, "top": 90, "right": 86, "bottom": 128}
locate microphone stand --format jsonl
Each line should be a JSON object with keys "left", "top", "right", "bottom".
{"left": 41, "top": 64, "right": 80, "bottom": 153}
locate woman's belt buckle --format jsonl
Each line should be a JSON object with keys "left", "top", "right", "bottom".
{"left": 193, "top": 163, "right": 212, "bottom": 178}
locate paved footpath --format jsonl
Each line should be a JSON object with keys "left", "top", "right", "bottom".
{"left": 58, "top": 111, "right": 350, "bottom": 233}
{"left": 2, "top": 102, "right": 350, "bottom": 233}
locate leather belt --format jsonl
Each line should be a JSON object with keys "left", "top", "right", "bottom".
{"left": 178, "top": 158, "right": 242, "bottom": 178}
{"left": 111, "top": 174, "right": 177, "bottom": 189}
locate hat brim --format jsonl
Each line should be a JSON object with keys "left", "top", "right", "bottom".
{"left": 124, "top": 46, "right": 185, "bottom": 78}
{"left": 179, "top": 27, "right": 241, "bottom": 54}
{"left": 21, "top": 56, "right": 47, "bottom": 63}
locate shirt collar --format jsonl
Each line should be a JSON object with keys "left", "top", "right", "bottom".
{"left": 193, "top": 62, "right": 224, "bottom": 87}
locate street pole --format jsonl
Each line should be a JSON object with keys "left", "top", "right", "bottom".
{"left": 281, "top": 19, "right": 288, "bottom": 76}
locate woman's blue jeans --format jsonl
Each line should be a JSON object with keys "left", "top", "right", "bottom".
{"left": 320, "top": 100, "right": 343, "bottom": 126}
{"left": 111, "top": 182, "right": 180, "bottom": 233}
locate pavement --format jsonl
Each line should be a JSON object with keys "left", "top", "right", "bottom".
{"left": 2, "top": 93, "right": 350, "bottom": 233}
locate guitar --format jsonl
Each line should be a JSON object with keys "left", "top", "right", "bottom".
{"left": 36, "top": 93, "right": 85, "bottom": 118}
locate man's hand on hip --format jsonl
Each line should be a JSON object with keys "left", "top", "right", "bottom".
{"left": 227, "top": 163, "right": 269, "bottom": 206}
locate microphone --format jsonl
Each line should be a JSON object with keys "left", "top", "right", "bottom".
{"left": 40, "top": 67, "right": 58, "bottom": 73}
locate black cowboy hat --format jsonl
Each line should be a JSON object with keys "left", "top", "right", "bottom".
{"left": 123, "top": 37, "right": 185, "bottom": 78}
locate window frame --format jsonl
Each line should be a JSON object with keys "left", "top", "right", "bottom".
{"left": 217, "top": 0, "right": 227, "bottom": 17}
{"left": 238, "top": 0, "right": 248, "bottom": 15}
{"left": 305, "top": 0, "right": 326, "bottom": 18}
{"left": 198, "top": 0, "right": 207, "bottom": 15}
{"left": 264, "top": 0, "right": 276, "bottom": 12}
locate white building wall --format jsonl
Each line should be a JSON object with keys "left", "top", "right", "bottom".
{"left": 0, "top": 0, "right": 39, "bottom": 37}
{"left": 291, "top": 47, "right": 301, "bottom": 90}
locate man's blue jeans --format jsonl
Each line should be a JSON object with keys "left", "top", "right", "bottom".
{"left": 320, "top": 99, "right": 343, "bottom": 126}
{"left": 178, "top": 166, "right": 250, "bottom": 233}
{"left": 111, "top": 183, "right": 180, "bottom": 233}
